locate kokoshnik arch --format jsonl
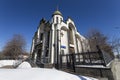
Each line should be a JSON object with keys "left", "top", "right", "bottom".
{"left": 30, "top": 10, "right": 91, "bottom": 68}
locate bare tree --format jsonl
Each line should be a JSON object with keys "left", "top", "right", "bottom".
{"left": 0, "top": 52, "right": 3, "bottom": 60}
{"left": 86, "top": 29, "right": 114, "bottom": 57}
{"left": 110, "top": 37, "right": 120, "bottom": 58}
{"left": 2, "top": 34, "right": 26, "bottom": 59}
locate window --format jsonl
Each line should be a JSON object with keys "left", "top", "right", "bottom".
{"left": 60, "top": 18, "right": 62, "bottom": 22}
{"left": 56, "top": 17, "right": 58, "bottom": 23}
{"left": 40, "top": 33, "right": 43, "bottom": 41}
{"left": 69, "top": 27, "right": 74, "bottom": 44}
{"left": 61, "top": 50, "right": 64, "bottom": 55}
{"left": 45, "top": 49, "right": 49, "bottom": 57}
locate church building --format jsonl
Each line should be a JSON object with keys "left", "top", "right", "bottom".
{"left": 30, "top": 10, "right": 91, "bottom": 68}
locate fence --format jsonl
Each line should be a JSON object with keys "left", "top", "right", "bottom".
{"left": 60, "top": 54, "right": 75, "bottom": 71}
{"left": 60, "top": 49, "right": 114, "bottom": 72}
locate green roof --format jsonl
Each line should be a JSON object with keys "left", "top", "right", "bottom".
{"left": 52, "top": 10, "right": 62, "bottom": 16}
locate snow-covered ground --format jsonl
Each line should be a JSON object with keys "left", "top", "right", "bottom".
{"left": 75, "top": 65, "right": 108, "bottom": 68}
{"left": 0, "top": 60, "right": 98, "bottom": 80}
{"left": 0, "top": 60, "right": 15, "bottom": 67}
{"left": 0, "top": 60, "right": 22, "bottom": 67}
{"left": 17, "top": 61, "right": 32, "bottom": 68}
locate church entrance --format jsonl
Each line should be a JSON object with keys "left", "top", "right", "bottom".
{"left": 69, "top": 47, "right": 75, "bottom": 54}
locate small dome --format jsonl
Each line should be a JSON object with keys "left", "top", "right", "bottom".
{"left": 52, "top": 10, "right": 62, "bottom": 16}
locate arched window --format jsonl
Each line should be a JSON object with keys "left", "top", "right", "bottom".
{"left": 69, "top": 27, "right": 74, "bottom": 44}
{"left": 68, "top": 23, "right": 75, "bottom": 53}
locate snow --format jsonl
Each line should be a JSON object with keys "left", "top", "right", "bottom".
{"left": 0, "top": 68, "right": 98, "bottom": 80}
{"left": 0, "top": 60, "right": 23, "bottom": 67}
{"left": 17, "top": 61, "right": 32, "bottom": 68}
{"left": 0, "top": 60, "right": 16, "bottom": 67}
{"left": 75, "top": 65, "right": 110, "bottom": 68}
{"left": 0, "top": 61, "right": 98, "bottom": 80}
{"left": 78, "top": 75, "right": 98, "bottom": 80}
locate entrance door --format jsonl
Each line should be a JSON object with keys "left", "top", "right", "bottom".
{"left": 69, "top": 47, "right": 75, "bottom": 54}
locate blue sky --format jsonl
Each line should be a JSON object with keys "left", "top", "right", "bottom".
{"left": 0, "top": 0, "right": 120, "bottom": 52}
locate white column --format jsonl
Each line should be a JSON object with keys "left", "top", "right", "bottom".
{"left": 31, "top": 39, "right": 35, "bottom": 54}
{"left": 34, "top": 53, "right": 37, "bottom": 63}
{"left": 51, "top": 25, "right": 55, "bottom": 64}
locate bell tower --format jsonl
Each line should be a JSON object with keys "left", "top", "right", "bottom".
{"left": 52, "top": 9, "right": 63, "bottom": 24}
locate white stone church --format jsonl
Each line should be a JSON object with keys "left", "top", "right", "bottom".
{"left": 30, "top": 10, "right": 91, "bottom": 68}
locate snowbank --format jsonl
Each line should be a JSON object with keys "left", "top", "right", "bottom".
{"left": 0, "top": 60, "right": 98, "bottom": 80}
{"left": 0, "top": 68, "right": 97, "bottom": 80}
{"left": 17, "top": 61, "right": 31, "bottom": 68}
{"left": 0, "top": 60, "right": 16, "bottom": 67}
{"left": 0, "top": 60, "right": 24, "bottom": 68}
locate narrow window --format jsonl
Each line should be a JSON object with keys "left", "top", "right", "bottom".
{"left": 40, "top": 33, "right": 43, "bottom": 41}
{"left": 60, "top": 18, "right": 62, "bottom": 22}
{"left": 56, "top": 17, "right": 58, "bottom": 23}
{"left": 45, "top": 50, "right": 49, "bottom": 57}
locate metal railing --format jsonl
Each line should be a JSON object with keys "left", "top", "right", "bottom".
{"left": 60, "top": 50, "right": 114, "bottom": 72}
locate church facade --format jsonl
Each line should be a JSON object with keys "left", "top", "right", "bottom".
{"left": 30, "top": 10, "right": 91, "bottom": 67}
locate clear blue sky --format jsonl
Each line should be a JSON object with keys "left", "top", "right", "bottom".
{"left": 0, "top": 0, "right": 120, "bottom": 52}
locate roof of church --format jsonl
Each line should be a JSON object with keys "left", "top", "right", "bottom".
{"left": 52, "top": 10, "right": 62, "bottom": 16}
